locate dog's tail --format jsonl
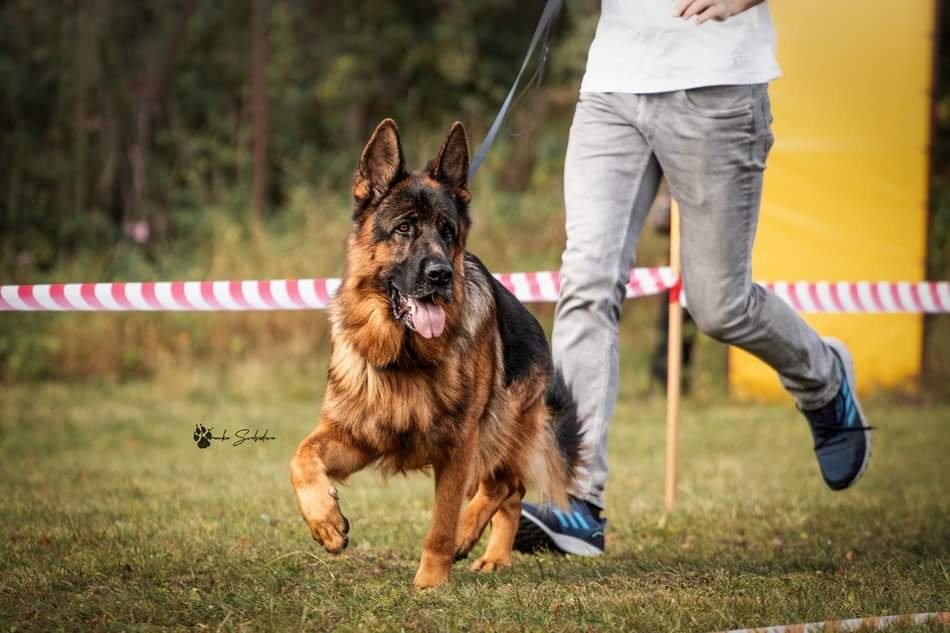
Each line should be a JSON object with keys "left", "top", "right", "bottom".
{"left": 534, "top": 368, "right": 584, "bottom": 509}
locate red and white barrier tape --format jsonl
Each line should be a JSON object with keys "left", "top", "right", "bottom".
{"left": 716, "top": 610, "right": 949, "bottom": 633}
{"left": 0, "top": 268, "right": 674, "bottom": 312}
{"left": 0, "top": 269, "right": 947, "bottom": 313}
{"left": 762, "top": 280, "right": 950, "bottom": 314}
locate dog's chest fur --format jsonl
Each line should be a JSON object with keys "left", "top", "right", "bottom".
{"left": 322, "top": 259, "right": 497, "bottom": 465}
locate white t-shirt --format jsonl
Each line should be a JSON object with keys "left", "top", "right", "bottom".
{"left": 580, "top": 0, "right": 781, "bottom": 94}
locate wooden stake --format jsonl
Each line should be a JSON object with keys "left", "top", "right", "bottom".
{"left": 665, "top": 200, "right": 683, "bottom": 512}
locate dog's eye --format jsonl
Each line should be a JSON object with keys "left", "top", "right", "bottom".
{"left": 441, "top": 226, "right": 454, "bottom": 241}
{"left": 395, "top": 222, "right": 411, "bottom": 235}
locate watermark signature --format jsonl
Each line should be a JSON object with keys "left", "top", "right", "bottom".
{"left": 193, "top": 424, "right": 276, "bottom": 449}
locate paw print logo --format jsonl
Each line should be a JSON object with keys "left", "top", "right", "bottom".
{"left": 193, "top": 424, "right": 213, "bottom": 449}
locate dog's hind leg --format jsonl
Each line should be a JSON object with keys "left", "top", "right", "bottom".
{"left": 454, "top": 476, "right": 513, "bottom": 561}
{"left": 470, "top": 480, "right": 526, "bottom": 573}
{"left": 290, "top": 422, "right": 373, "bottom": 555}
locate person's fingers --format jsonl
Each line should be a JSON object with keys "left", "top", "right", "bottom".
{"left": 695, "top": 4, "right": 727, "bottom": 24}
{"left": 682, "top": 0, "right": 714, "bottom": 20}
{"left": 671, "top": 0, "right": 694, "bottom": 18}
{"left": 674, "top": 0, "right": 735, "bottom": 23}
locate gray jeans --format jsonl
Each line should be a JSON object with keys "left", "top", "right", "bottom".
{"left": 553, "top": 86, "right": 841, "bottom": 509}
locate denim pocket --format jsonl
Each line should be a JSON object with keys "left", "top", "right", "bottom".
{"left": 680, "top": 84, "right": 755, "bottom": 119}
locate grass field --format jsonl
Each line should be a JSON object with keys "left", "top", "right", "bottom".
{"left": 1, "top": 364, "right": 947, "bottom": 632}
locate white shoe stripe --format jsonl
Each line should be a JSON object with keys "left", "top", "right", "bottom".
{"left": 520, "top": 512, "right": 603, "bottom": 557}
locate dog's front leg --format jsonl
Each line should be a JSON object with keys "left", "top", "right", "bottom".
{"left": 413, "top": 442, "right": 474, "bottom": 589}
{"left": 290, "top": 422, "right": 373, "bottom": 554}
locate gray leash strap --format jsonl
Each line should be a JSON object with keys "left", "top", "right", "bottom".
{"left": 468, "top": 0, "right": 564, "bottom": 181}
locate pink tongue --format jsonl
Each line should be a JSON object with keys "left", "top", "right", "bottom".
{"left": 409, "top": 298, "right": 446, "bottom": 339}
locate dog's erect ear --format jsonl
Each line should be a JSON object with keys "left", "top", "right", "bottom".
{"left": 428, "top": 122, "right": 471, "bottom": 204}
{"left": 352, "top": 119, "right": 406, "bottom": 207}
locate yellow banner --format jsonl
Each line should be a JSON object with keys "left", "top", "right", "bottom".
{"left": 729, "top": 1, "right": 935, "bottom": 400}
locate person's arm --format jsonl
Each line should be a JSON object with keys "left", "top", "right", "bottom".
{"left": 672, "top": 0, "right": 766, "bottom": 24}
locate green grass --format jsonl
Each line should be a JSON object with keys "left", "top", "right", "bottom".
{"left": 1, "top": 366, "right": 947, "bottom": 632}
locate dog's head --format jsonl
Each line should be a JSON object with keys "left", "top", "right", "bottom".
{"left": 344, "top": 119, "right": 471, "bottom": 340}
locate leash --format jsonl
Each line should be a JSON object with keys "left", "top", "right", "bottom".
{"left": 468, "top": 0, "right": 564, "bottom": 181}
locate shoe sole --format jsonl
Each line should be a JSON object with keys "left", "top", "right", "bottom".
{"left": 824, "top": 336, "right": 872, "bottom": 490}
{"left": 516, "top": 510, "right": 604, "bottom": 556}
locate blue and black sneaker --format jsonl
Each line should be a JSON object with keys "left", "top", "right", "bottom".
{"left": 801, "top": 337, "right": 873, "bottom": 491}
{"left": 513, "top": 496, "right": 605, "bottom": 556}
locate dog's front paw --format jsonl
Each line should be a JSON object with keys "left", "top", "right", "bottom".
{"left": 302, "top": 486, "right": 350, "bottom": 554}
{"left": 412, "top": 565, "right": 450, "bottom": 590}
{"left": 412, "top": 551, "right": 452, "bottom": 589}
{"left": 312, "top": 512, "right": 350, "bottom": 554}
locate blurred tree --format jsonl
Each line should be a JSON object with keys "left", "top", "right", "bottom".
{"left": 0, "top": 0, "right": 571, "bottom": 271}
{"left": 251, "top": 0, "right": 269, "bottom": 223}
{"left": 127, "top": 0, "right": 198, "bottom": 240}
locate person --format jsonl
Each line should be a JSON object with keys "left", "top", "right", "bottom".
{"left": 513, "top": 0, "right": 873, "bottom": 557}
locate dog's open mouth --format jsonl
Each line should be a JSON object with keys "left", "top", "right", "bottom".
{"left": 391, "top": 285, "right": 446, "bottom": 339}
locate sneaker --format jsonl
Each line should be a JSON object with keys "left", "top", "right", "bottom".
{"left": 513, "top": 496, "right": 605, "bottom": 556}
{"left": 801, "top": 337, "right": 873, "bottom": 490}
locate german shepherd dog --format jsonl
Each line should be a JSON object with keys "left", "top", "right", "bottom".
{"left": 290, "top": 119, "right": 582, "bottom": 589}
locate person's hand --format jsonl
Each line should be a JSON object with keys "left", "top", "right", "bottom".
{"left": 672, "top": 0, "right": 763, "bottom": 24}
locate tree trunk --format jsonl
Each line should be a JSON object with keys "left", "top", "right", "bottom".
{"left": 127, "top": 0, "right": 198, "bottom": 234}
{"left": 74, "top": 3, "right": 90, "bottom": 220}
{"left": 251, "top": 0, "right": 269, "bottom": 223}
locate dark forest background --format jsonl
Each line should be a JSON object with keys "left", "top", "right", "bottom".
{"left": 0, "top": 0, "right": 595, "bottom": 267}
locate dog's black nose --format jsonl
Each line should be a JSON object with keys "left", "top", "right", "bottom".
{"left": 424, "top": 262, "right": 453, "bottom": 286}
